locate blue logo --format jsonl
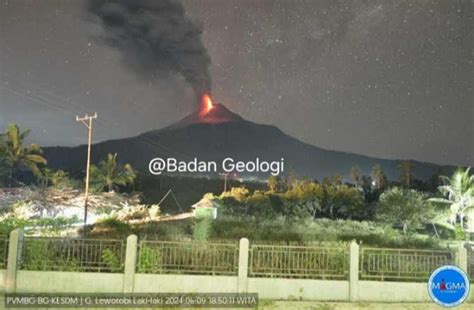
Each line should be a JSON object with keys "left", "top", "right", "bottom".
{"left": 428, "top": 265, "right": 470, "bottom": 307}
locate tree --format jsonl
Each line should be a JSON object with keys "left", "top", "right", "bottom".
{"left": 399, "top": 160, "right": 413, "bottom": 188}
{"left": 0, "top": 155, "right": 8, "bottom": 186}
{"left": 90, "top": 153, "right": 137, "bottom": 192}
{"left": 350, "top": 165, "right": 362, "bottom": 188}
{"left": 282, "top": 180, "right": 324, "bottom": 219}
{"left": 322, "top": 174, "right": 343, "bottom": 187}
{"left": 371, "top": 164, "right": 387, "bottom": 191}
{"left": 377, "top": 187, "right": 434, "bottom": 234}
{"left": 38, "top": 168, "right": 76, "bottom": 189}
{"left": 429, "top": 168, "right": 473, "bottom": 229}
{"left": 361, "top": 176, "right": 373, "bottom": 194}
{"left": 426, "top": 171, "right": 442, "bottom": 193}
{"left": 286, "top": 169, "right": 299, "bottom": 189}
{"left": 267, "top": 176, "right": 277, "bottom": 192}
{"left": 246, "top": 191, "right": 275, "bottom": 217}
{"left": 0, "top": 124, "right": 47, "bottom": 186}
{"left": 322, "top": 181, "right": 364, "bottom": 219}
{"left": 220, "top": 186, "right": 250, "bottom": 202}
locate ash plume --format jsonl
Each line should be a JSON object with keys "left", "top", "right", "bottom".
{"left": 87, "top": 0, "right": 211, "bottom": 97}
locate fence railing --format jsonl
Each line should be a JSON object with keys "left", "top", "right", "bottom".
{"left": 360, "top": 247, "right": 455, "bottom": 282}
{"left": 249, "top": 244, "right": 349, "bottom": 280}
{"left": 4, "top": 230, "right": 472, "bottom": 301}
{"left": 137, "top": 240, "right": 239, "bottom": 276}
{"left": 20, "top": 237, "right": 126, "bottom": 273}
{"left": 0, "top": 235, "right": 8, "bottom": 269}
{"left": 2, "top": 232, "right": 466, "bottom": 283}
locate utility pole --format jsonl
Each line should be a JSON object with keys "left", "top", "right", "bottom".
{"left": 76, "top": 113, "right": 97, "bottom": 229}
{"left": 219, "top": 172, "right": 229, "bottom": 193}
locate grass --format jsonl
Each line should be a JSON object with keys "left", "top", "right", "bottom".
{"left": 86, "top": 215, "right": 444, "bottom": 249}
{"left": 309, "top": 304, "right": 336, "bottom": 310}
{"left": 210, "top": 216, "right": 443, "bottom": 249}
{"left": 258, "top": 299, "right": 276, "bottom": 308}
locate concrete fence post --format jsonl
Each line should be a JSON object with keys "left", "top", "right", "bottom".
{"left": 457, "top": 244, "right": 468, "bottom": 274}
{"left": 349, "top": 240, "right": 359, "bottom": 302}
{"left": 238, "top": 238, "right": 249, "bottom": 293}
{"left": 123, "top": 234, "right": 138, "bottom": 293}
{"left": 6, "top": 229, "right": 24, "bottom": 293}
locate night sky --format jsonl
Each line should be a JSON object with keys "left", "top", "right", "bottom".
{"left": 0, "top": 0, "right": 472, "bottom": 166}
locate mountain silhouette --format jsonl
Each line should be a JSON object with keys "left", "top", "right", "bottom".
{"left": 43, "top": 103, "right": 453, "bottom": 182}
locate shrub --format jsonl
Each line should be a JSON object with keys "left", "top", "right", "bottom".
{"left": 454, "top": 226, "right": 467, "bottom": 240}
{"left": 22, "top": 240, "right": 50, "bottom": 271}
{"left": 218, "top": 180, "right": 365, "bottom": 221}
{"left": 23, "top": 240, "right": 80, "bottom": 271}
{"left": 0, "top": 216, "right": 79, "bottom": 237}
{"left": 94, "top": 217, "right": 133, "bottom": 238}
{"left": 194, "top": 207, "right": 215, "bottom": 220}
{"left": 376, "top": 187, "right": 435, "bottom": 234}
{"left": 101, "top": 248, "right": 122, "bottom": 272}
{"left": 39, "top": 168, "right": 77, "bottom": 189}
{"left": 0, "top": 218, "right": 29, "bottom": 235}
{"left": 109, "top": 204, "right": 161, "bottom": 221}
{"left": 148, "top": 204, "right": 161, "bottom": 218}
{"left": 137, "top": 245, "right": 162, "bottom": 273}
{"left": 113, "top": 205, "right": 148, "bottom": 221}
{"left": 192, "top": 218, "right": 213, "bottom": 242}
{"left": 210, "top": 215, "right": 442, "bottom": 249}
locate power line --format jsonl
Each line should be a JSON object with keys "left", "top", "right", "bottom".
{"left": 157, "top": 189, "right": 184, "bottom": 212}
{"left": 76, "top": 113, "right": 97, "bottom": 229}
{"left": 1, "top": 82, "right": 192, "bottom": 160}
{"left": 2, "top": 80, "right": 217, "bottom": 208}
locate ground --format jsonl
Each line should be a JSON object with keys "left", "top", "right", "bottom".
{"left": 1, "top": 295, "right": 473, "bottom": 310}
{"left": 259, "top": 301, "right": 473, "bottom": 309}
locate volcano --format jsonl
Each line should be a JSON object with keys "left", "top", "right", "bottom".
{"left": 166, "top": 101, "right": 243, "bottom": 130}
{"left": 43, "top": 101, "right": 453, "bottom": 182}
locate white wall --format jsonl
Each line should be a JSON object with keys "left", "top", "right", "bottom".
{"left": 0, "top": 270, "right": 5, "bottom": 291}
{"left": 248, "top": 278, "right": 348, "bottom": 301}
{"left": 9, "top": 271, "right": 474, "bottom": 303}
{"left": 16, "top": 271, "right": 123, "bottom": 293}
{"left": 358, "top": 281, "right": 430, "bottom": 302}
{"left": 134, "top": 274, "right": 238, "bottom": 293}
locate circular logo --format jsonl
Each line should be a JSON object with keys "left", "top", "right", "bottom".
{"left": 428, "top": 265, "right": 470, "bottom": 307}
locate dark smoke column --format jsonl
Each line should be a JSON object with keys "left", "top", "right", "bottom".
{"left": 87, "top": 0, "right": 211, "bottom": 99}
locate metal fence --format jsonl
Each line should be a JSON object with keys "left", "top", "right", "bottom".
{"left": 20, "top": 237, "right": 126, "bottom": 273}
{"left": 0, "top": 235, "right": 8, "bottom": 269}
{"left": 360, "top": 247, "right": 455, "bottom": 282}
{"left": 137, "top": 240, "right": 239, "bottom": 276}
{"left": 2, "top": 234, "right": 462, "bottom": 282}
{"left": 249, "top": 244, "right": 349, "bottom": 280}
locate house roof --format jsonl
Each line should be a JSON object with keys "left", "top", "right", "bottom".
{"left": 191, "top": 197, "right": 221, "bottom": 209}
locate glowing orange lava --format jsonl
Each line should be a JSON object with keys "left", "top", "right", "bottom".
{"left": 201, "top": 93, "right": 214, "bottom": 115}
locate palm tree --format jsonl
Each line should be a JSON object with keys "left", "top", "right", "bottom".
{"left": 429, "top": 168, "right": 473, "bottom": 228}
{"left": 0, "top": 155, "right": 8, "bottom": 186}
{"left": 90, "top": 153, "right": 137, "bottom": 192}
{"left": 0, "top": 124, "right": 47, "bottom": 186}
{"left": 350, "top": 165, "right": 362, "bottom": 188}
{"left": 38, "top": 168, "right": 73, "bottom": 189}
{"left": 399, "top": 160, "right": 413, "bottom": 188}
{"left": 371, "top": 164, "right": 386, "bottom": 191}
